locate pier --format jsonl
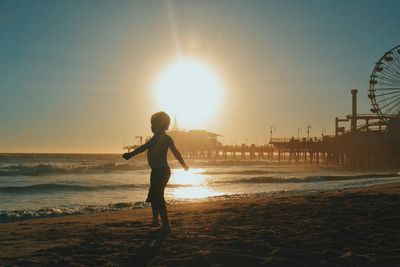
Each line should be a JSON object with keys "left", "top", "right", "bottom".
{"left": 124, "top": 131, "right": 399, "bottom": 167}
{"left": 123, "top": 88, "right": 400, "bottom": 167}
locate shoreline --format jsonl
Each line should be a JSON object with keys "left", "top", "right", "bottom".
{"left": 2, "top": 177, "right": 400, "bottom": 224}
{"left": 1, "top": 183, "right": 400, "bottom": 266}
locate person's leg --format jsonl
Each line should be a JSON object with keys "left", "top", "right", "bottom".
{"left": 159, "top": 204, "right": 170, "bottom": 231}
{"left": 149, "top": 170, "right": 160, "bottom": 226}
{"left": 151, "top": 205, "right": 160, "bottom": 226}
{"left": 159, "top": 168, "right": 171, "bottom": 231}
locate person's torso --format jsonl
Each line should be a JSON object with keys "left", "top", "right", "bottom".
{"left": 147, "top": 133, "right": 170, "bottom": 168}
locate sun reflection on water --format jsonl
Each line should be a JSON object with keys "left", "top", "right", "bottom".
{"left": 169, "top": 168, "right": 223, "bottom": 199}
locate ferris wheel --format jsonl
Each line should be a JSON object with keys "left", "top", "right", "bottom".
{"left": 368, "top": 44, "right": 400, "bottom": 125}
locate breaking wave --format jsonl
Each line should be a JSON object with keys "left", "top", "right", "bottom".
{"left": 0, "top": 201, "right": 152, "bottom": 223}
{"left": 0, "top": 163, "right": 290, "bottom": 177}
{"left": 0, "top": 162, "right": 147, "bottom": 176}
{"left": 203, "top": 170, "right": 288, "bottom": 175}
{"left": 0, "top": 183, "right": 143, "bottom": 193}
{"left": 220, "top": 173, "right": 400, "bottom": 184}
{"left": 0, "top": 182, "right": 191, "bottom": 194}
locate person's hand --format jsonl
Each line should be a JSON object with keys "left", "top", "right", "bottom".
{"left": 122, "top": 152, "right": 131, "bottom": 160}
{"left": 183, "top": 163, "right": 189, "bottom": 172}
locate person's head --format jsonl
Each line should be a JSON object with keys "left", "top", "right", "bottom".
{"left": 151, "top": 111, "right": 170, "bottom": 133}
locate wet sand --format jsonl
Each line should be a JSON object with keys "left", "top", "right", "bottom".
{"left": 1, "top": 183, "right": 400, "bottom": 266}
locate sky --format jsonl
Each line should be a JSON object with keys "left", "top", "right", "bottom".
{"left": 0, "top": 0, "right": 399, "bottom": 153}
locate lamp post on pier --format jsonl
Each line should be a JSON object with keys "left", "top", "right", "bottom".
{"left": 135, "top": 136, "right": 143, "bottom": 146}
{"left": 321, "top": 129, "right": 326, "bottom": 139}
{"left": 269, "top": 126, "right": 276, "bottom": 144}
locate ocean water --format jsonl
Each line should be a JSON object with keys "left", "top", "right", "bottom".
{"left": 1, "top": 153, "right": 399, "bottom": 223}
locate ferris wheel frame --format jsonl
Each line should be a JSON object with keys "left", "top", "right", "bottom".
{"left": 368, "top": 44, "right": 400, "bottom": 125}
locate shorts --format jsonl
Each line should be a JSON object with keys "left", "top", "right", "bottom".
{"left": 148, "top": 167, "right": 171, "bottom": 209}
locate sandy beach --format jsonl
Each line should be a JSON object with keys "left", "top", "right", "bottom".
{"left": 1, "top": 183, "right": 400, "bottom": 267}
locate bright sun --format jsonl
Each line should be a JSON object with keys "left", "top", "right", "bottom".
{"left": 153, "top": 58, "right": 224, "bottom": 129}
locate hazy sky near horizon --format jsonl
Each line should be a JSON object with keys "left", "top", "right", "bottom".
{"left": 1, "top": 0, "right": 399, "bottom": 153}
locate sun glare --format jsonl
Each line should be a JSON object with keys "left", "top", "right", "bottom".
{"left": 153, "top": 58, "right": 224, "bottom": 129}
{"left": 169, "top": 168, "right": 224, "bottom": 199}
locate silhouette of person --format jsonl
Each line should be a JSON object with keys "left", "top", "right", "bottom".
{"left": 123, "top": 111, "right": 189, "bottom": 232}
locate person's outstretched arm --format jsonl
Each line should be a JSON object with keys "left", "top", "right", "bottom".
{"left": 122, "top": 141, "right": 150, "bottom": 160}
{"left": 169, "top": 138, "right": 189, "bottom": 171}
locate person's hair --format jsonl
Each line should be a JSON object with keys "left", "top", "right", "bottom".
{"left": 151, "top": 111, "right": 170, "bottom": 132}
